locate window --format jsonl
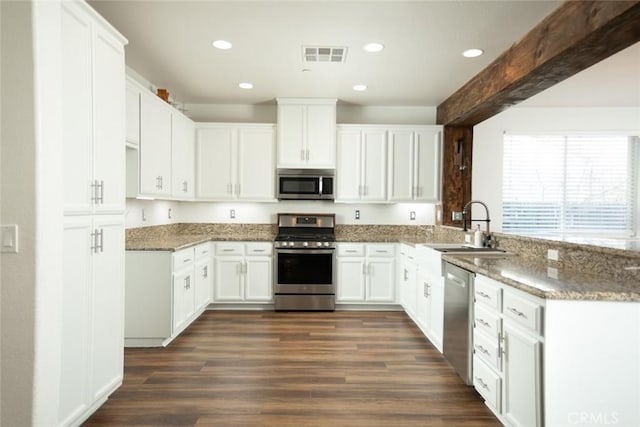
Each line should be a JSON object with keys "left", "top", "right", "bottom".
{"left": 502, "top": 134, "right": 638, "bottom": 237}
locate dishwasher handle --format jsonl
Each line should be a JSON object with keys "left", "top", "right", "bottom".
{"left": 446, "top": 273, "right": 467, "bottom": 288}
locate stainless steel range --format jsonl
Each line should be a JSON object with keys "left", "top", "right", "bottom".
{"left": 274, "top": 213, "right": 336, "bottom": 311}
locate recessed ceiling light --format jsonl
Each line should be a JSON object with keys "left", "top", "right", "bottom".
{"left": 363, "top": 43, "right": 384, "bottom": 53}
{"left": 353, "top": 84, "right": 368, "bottom": 92}
{"left": 212, "top": 40, "right": 232, "bottom": 50}
{"left": 239, "top": 82, "right": 253, "bottom": 89}
{"left": 462, "top": 48, "right": 484, "bottom": 58}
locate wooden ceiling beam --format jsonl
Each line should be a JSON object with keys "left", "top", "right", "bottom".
{"left": 436, "top": 1, "right": 640, "bottom": 126}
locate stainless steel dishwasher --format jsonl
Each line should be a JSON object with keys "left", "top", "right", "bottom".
{"left": 443, "top": 261, "right": 475, "bottom": 385}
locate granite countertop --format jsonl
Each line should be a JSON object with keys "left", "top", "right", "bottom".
{"left": 126, "top": 234, "right": 275, "bottom": 251}
{"left": 442, "top": 254, "right": 640, "bottom": 302}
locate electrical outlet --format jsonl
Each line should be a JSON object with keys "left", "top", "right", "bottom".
{"left": 141, "top": 209, "right": 147, "bottom": 222}
{"left": 452, "top": 211, "right": 463, "bottom": 221}
{"left": 410, "top": 211, "right": 416, "bottom": 220}
{"left": 230, "top": 209, "right": 236, "bottom": 219}
{"left": 548, "top": 249, "right": 559, "bottom": 261}
{"left": 355, "top": 210, "right": 360, "bottom": 220}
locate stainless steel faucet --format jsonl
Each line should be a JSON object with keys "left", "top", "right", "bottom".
{"left": 462, "top": 200, "right": 490, "bottom": 234}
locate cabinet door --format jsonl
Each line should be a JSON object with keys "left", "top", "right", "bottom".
{"left": 125, "top": 82, "right": 140, "bottom": 146}
{"left": 367, "top": 258, "right": 395, "bottom": 302}
{"left": 93, "top": 29, "right": 126, "bottom": 213}
{"left": 90, "top": 216, "right": 124, "bottom": 400}
{"left": 195, "top": 257, "right": 213, "bottom": 311}
{"left": 336, "top": 130, "right": 362, "bottom": 201}
{"left": 306, "top": 104, "right": 336, "bottom": 168}
{"left": 337, "top": 258, "right": 366, "bottom": 302}
{"left": 196, "top": 127, "right": 236, "bottom": 199}
{"left": 414, "top": 129, "right": 441, "bottom": 202}
{"left": 416, "top": 273, "right": 430, "bottom": 329}
{"left": 245, "top": 257, "right": 273, "bottom": 301}
{"left": 277, "top": 104, "right": 305, "bottom": 167}
{"left": 429, "top": 280, "right": 445, "bottom": 351}
{"left": 214, "top": 257, "right": 243, "bottom": 301}
{"left": 173, "top": 268, "right": 195, "bottom": 333}
{"left": 402, "top": 263, "right": 417, "bottom": 317}
{"left": 237, "top": 126, "right": 276, "bottom": 200}
{"left": 503, "top": 323, "right": 543, "bottom": 427}
{"left": 171, "top": 113, "right": 195, "bottom": 199}
{"left": 62, "top": 4, "right": 93, "bottom": 215}
{"left": 140, "top": 94, "right": 172, "bottom": 196}
{"left": 387, "top": 130, "right": 414, "bottom": 201}
{"left": 60, "top": 216, "right": 92, "bottom": 425}
{"left": 362, "top": 130, "right": 387, "bottom": 201}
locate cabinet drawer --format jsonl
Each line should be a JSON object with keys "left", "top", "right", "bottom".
{"left": 473, "top": 356, "right": 502, "bottom": 413}
{"left": 366, "top": 244, "right": 395, "bottom": 257}
{"left": 474, "top": 304, "right": 501, "bottom": 337}
{"left": 216, "top": 242, "right": 244, "bottom": 256}
{"left": 247, "top": 243, "right": 273, "bottom": 256}
{"left": 173, "top": 248, "right": 195, "bottom": 270}
{"left": 474, "top": 275, "right": 502, "bottom": 310}
{"left": 195, "top": 243, "right": 211, "bottom": 259}
{"left": 503, "top": 291, "right": 543, "bottom": 334}
{"left": 338, "top": 244, "right": 365, "bottom": 257}
{"left": 473, "top": 329, "right": 501, "bottom": 371}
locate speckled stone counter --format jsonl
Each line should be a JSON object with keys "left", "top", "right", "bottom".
{"left": 126, "top": 223, "right": 276, "bottom": 251}
{"left": 335, "top": 224, "right": 430, "bottom": 244}
{"left": 442, "top": 254, "right": 640, "bottom": 302}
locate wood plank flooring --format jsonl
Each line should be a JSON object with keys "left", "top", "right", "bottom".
{"left": 84, "top": 311, "right": 501, "bottom": 426}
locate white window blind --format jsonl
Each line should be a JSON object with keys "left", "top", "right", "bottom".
{"left": 502, "top": 134, "right": 638, "bottom": 236}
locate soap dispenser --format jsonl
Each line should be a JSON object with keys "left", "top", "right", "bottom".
{"left": 473, "top": 225, "right": 484, "bottom": 247}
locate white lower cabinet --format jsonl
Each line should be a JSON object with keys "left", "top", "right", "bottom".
{"left": 415, "top": 245, "right": 445, "bottom": 352}
{"left": 124, "top": 242, "right": 212, "bottom": 347}
{"left": 398, "top": 244, "right": 417, "bottom": 316}
{"left": 213, "top": 242, "right": 273, "bottom": 303}
{"left": 61, "top": 215, "right": 124, "bottom": 427}
{"left": 336, "top": 244, "right": 396, "bottom": 304}
{"left": 472, "top": 274, "right": 543, "bottom": 427}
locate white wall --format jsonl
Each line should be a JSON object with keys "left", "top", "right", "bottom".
{"left": 1, "top": 2, "right": 63, "bottom": 425}
{"left": 473, "top": 107, "right": 640, "bottom": 233}
{"left": 125, "top": 198, "right": 436, "bottom": 229}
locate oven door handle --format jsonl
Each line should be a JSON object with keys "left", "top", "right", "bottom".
{"left": 276, "top": 249, "right": 335, "bottom": 255}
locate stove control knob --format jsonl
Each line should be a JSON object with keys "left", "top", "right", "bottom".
{"left": 288, "top": 242, "right": 294, "bottom": 247}
{"left": 316, "top": 242, "right": 322, "bottom": 247}
{"left": 324, "top": 242, "right": 330, "bottom": 247}
{"left": 303, "top": 242, "right": 309, "bottom": 247}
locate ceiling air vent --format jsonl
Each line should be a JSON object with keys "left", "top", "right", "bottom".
{"left": 302, "top": 46, "right": 347, "bottom": 63}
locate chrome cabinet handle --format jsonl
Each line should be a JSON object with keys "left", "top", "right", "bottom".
{"left": 306, "top": 149, "right": 310, "bottom": 161}
{"left": 98, "top": 180, "right": 104, "bottom": 204}
{"left": 185, "top": 275, "right": 190, "bottom": 290}
{"left": 507, "top": 306, "right": 527, "bottom": 318}
{"left": 203, "top": 265, "right": 208, "bottom": 278}
{"left": 403, "top": 268, "right": 408, "bottom": 281}
{"left": 183, "top": 181, "right": 188, "bottom": 193}
{"left": 423, "top": 282, "right": 430, "bottom": 298}
{"left": 476, "top": 318, "right": 491, "bottom": 328}
{"left": 476, "top": 291, "right": 491, "bottom": 300}
{"left": 475, "top": 377, "right": 490, "bottom": 391}
{"left": 183, "top": 258, "right": 192, "bottom": 263}
{"left": 475, "top": 344, "right": 491, "bottom": 356}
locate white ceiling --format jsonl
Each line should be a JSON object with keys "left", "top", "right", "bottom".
{"left": 89, "top": 0, "right": 638, "bottom": 108}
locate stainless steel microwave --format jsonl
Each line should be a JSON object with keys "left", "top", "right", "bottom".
{"left": 277, "top": 169, "right": 335, "bottom": 200}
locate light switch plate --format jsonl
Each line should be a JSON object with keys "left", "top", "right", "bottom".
{"left": 230, "top": 209, "right": 236, "bottom": 219}
{"left": 355, "top": 210, "right": 360, "bottom": 220}
{"left": 1, "top": 224, "right": 19, "bottom": 253}
{"left": 410, "top": 211, "right": 416, "bottom": 220}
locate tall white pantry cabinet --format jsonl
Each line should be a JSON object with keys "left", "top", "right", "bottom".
{"left": 60, "top": 1, "right": 127, "bottom": 426}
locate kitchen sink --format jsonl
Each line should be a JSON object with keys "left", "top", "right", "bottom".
{"left": 421, "top": 243, "right": 509, "bottom": 256}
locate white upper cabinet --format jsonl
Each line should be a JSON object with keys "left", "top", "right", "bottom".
{"left": 336, "top": 126, "right": 387, "bottom": 202}
{"left": 171, "top": 112, "right": 195, "bottom": 199}
{"left": 62, "top": 2, "right": 125, "bottom": 215}
{"left": 139, "top": 92, "right": 172, "bottom": 197}
{"left": 125, "top": 81, "right": 140, "bottom": 147}
{"left": 388, "top": 126, "right": 442, "bottom": 202}
{"left": 196, "top": 124, "right": 275, "bottom": 201}
{"left": 277, "top": 98, "right": 337, "bottom": 168}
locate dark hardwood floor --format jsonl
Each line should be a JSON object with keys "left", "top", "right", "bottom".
{"left": 84, "top": 311, "right": 501, "bottom": 426}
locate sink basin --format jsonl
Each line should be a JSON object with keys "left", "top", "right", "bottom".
{"left": 422, "top": 243, "right": 509, "bottom": 256}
